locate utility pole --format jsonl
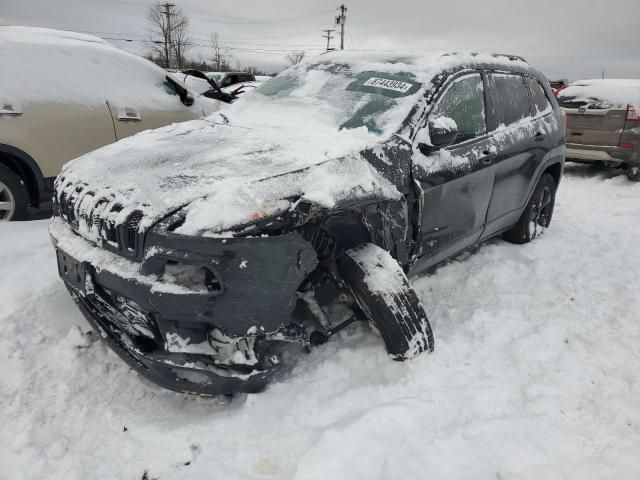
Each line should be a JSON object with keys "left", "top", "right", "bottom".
{"left": 322, "top": 29, "right": 335, "bottom": 52}
{"left": 335, "top": 4, "right": 347, "bottom": 50}
{"left": 162, "top": 2, "right": 175, "bottom": 69}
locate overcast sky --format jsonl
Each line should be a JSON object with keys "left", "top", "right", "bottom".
{"left": 2, "top": 0, "right": 639, "bottom": 79}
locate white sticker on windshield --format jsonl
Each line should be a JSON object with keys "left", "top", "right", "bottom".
{"left": 363, "top": 77, "right": 413, "bottom": 93}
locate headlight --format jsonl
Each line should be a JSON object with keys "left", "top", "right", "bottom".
{"left": 247, "top": 199, "right": 291, "bottom": 223}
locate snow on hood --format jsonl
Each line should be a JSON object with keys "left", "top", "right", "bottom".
{"left": 57, "top": 50, "right": 528, "bottom": 237}
{"left": 558, "top": 79, "right": 640, "bottom": 109}
{"left": 58, "top": 113, "right": 399, "bottom": 236}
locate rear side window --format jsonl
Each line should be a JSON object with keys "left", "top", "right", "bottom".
{"left": 526, "top": 77, "right": 552, "bottom": 114}
{"left": 490, "top": 73, "right": 532, "bottom": 127}
{"left": 432, "top": 73, "right": 487, "bottom": 144}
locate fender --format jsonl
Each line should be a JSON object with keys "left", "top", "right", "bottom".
{"left": 0, "top": 144, "right": 47, "bottom": 205}
{"left": 522, "top": 144, "right": 565, "bottom": 208}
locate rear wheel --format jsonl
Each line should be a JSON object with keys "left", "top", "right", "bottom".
{"left": 0, "top": 164, "right": 29, "bottom": 221}
{"left": 627, "top": 165, "right": 640, "bottom": 181}
{"left": 337, "top": 243, "right": 434, "bottom": 360}
{"left": 503, "top": 173, "right": 556, "bottom": 244}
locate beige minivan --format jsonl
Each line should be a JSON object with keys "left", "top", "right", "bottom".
{"left": 558, "top": 79, "right": 640, "bottom": 180}
{"left": 0, "top": 27, "right": 221, "bottom": 220}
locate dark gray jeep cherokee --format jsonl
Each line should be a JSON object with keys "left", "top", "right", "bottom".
{"left": 50, "top": 52, "right": 565, "bottom": 395}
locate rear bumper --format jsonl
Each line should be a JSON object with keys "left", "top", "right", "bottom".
{"left": 566, "top": 143, "right": 639, "bottom": 165}
{"left": 50, "top": 216, "right": 318, "bottom": 395}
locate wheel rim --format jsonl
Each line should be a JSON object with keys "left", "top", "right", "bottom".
{"left": 528, "top": 185, "right": 552, "bottom": 240}
{"left": 0, "top": 180, "right": 16, "bottom": 221}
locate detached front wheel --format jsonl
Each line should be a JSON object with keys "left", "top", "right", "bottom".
{"left": 337, "top": 243, "right": 434, "bottom": 360}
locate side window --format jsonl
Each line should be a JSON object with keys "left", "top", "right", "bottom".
{"left": 432, "top": 73, "right": 486, "bottom": 144}
{"left": 221, "top": 76, "right": 232, "bottom": 87}
{"left": 526, "top": 77, "right": 552, "bottom": 115}
{"left": 161, "top": 79, "right": 179, "bottom": 96}
{"left": 490, "top": 73, "right": 532, "bottom": 127}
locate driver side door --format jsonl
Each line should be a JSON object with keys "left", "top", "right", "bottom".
{"left": 411, "top": 72, "right": 497, "bottom": 271}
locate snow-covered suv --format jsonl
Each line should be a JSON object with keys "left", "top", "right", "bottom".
{"left": 50, "top": 52, "right": 565, "bottom": 395}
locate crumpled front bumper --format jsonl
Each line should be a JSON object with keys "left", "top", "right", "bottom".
{"left": 50, "top": 217, "right": 318, "bottom": 395}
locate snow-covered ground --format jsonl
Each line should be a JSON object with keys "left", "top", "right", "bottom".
{"left": 1, "top": 164, "right": 639, "bottom": 480}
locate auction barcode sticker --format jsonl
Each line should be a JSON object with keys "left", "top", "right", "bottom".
{"left": 363, "top": 77, "right": 413, "bottom": 93}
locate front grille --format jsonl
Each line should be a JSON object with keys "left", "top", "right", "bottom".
{"left": 54, "top": 177, "right": 147, "bottom": 260}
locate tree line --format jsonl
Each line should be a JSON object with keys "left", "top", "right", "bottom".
{"left": 145, "top": 2, "right": 305, "bottom": 74}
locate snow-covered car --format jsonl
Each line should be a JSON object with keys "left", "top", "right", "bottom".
{"left": 558, "top": 79, "right": 640, "bottom": 180}
{"left": 0, "top": 26, "right": 222, "bottom": 221}
{"left": 50, "top": 51, "right": 565, "bottom": 395}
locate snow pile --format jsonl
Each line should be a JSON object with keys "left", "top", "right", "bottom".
{"left": 558, "top": 79, "right": 640, "bottom": 109}
{"left": 3, "top": 167, "right": 640, "bottom": 479}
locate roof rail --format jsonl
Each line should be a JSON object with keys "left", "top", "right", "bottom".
{"left": 491, "top": 53, "right": 528, "bottom": 63}
{"left": 440, "top": 52, "right": 527, "bottom": 63}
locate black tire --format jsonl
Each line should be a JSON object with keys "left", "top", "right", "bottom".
{"left": 627, "top": 165, "right": 640, "bottom": 182}
{"left": 0, "top": 164, "right": 29, "bottom": 221}
{"left": 503, "top": 173, "right": 556, "bottom": 244}
{"left": 337, "top": 243, "right": 434, "bottom": 360}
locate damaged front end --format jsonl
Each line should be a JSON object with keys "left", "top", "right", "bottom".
{"left": 50, "top": 192, "right": 322, "bottom": 395}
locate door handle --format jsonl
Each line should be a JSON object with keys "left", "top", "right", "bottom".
{"left": 534, "top": 132, "right": 546, "bottom": 142}
{"left": 116, "top": 107, "right": 142, "bottom": 121}
{"left": 0, "top": 103, "right": 23, "bottom": 116}
{"left": 479, "top": 151, "right": 496, "bottom": 164}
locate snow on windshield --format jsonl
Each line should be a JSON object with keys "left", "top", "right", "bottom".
{"left": 558, "top": 79, "right": 640, "bottom": 109}
{"left": 230, "top": 57, "right": 425, "bottom": 138}
{"left": 0, "top": 26, "right": 192, "bottom": 110}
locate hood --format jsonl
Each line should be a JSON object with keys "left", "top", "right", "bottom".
{"left": 56, "top": 111, "right": 400, "bottom": 238}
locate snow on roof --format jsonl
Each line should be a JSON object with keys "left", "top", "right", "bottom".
{"left": 558, "top": 79, "right": 640, "bottom": 108}
{"left": 0, "top": 26, "right": 110, "bottom": 45}
{"left": 0, "top": 26, "right": 195, "bottom": 110}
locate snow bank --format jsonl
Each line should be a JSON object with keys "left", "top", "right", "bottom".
{"left": 3, "top": 168, "right": 640, "bottom": 479}
{"left": 558, "top": 79, "right": 640, "bottom": 109}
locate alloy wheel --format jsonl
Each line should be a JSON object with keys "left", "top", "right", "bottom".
{"left": 0, "top": 180, "right": 16, "bottom": 221}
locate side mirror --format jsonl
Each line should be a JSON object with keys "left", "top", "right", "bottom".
{"left": 418, "top": 117, "right": 458, "bottom": 154}
{"left": 183, "top": 94, "right": 194, "bottom": 107}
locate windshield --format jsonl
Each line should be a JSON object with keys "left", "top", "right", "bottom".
{"left": 238, "top": 60, "right": 423, "bottom": 136}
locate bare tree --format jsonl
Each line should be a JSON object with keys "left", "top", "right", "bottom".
{"left": 210, "top": 32, "right": 231, "bottom": 72}
{"left": 286, "top": 51, "right": 305, "bottom": 66}
{"left": 170, "top": 13, "right": 191, "bottom": 69}
{"left": 146, "top": 2, "right": 191, "bottom": 69}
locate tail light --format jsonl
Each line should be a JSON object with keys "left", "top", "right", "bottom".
{"left": 619, "top": 143, "right": 634, "bottom": 149}
{"left": 627, "top": 106, "right": 639, "bottom": 121}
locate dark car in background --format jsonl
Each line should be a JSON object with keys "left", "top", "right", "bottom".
{"left": 558, "top": 79, "right": 640, "bottom": 179}
{"left": 50, "top": 52, "right": 565, "bottom": 395}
